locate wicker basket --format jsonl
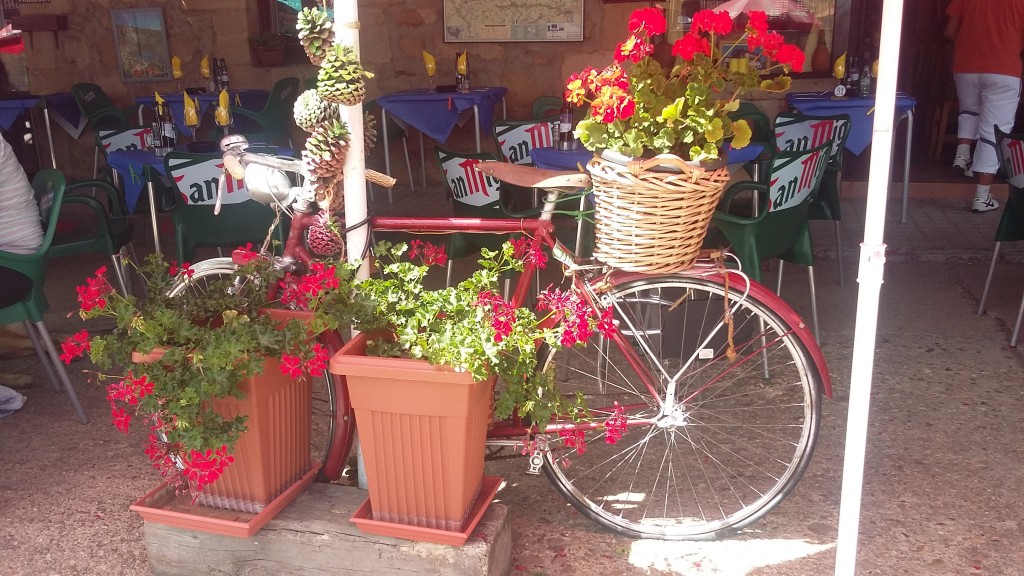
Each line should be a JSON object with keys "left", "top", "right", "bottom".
{"left": 587, "top": 153, "right": 731, "bottom": 273}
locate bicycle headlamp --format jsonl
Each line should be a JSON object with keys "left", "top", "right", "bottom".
{"left": 243, "top": 162, "right": 295, "bottom": 208}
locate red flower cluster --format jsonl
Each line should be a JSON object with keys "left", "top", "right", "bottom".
{"left": 566, "top": 8, "right": 805, "bottom": 128}
{"left": 76, "top": 266, "right": 112, "bottom": 313}
{"left": 566, "top": 66, "right": 635, "bottom": 124}
{"left": 168, "top": 260, "right": 194, "bottom": 279}
{"left": 280, "top": 342, "right": 329, "bottom": 379}
{"left": 59, "top": 329, "right": 91, "bottom": 364}
{"left": 510, "top": 236, "right": 548, "bottom": 269}
{"left": 558, "top": 428, "right": 587, "bottom": 455}
{"left": 474, "top": 289, "right": 519, "bottom": 343}
{"left": 145, "top": 430, "right": 235, "bottom": 497}
{"left": 604, "top": 401, "right": 628, "bottom": 445}
{"left": 408, "top": 239, "right": 448, "bottom": 267}
{"left": 536, "top": 289, "right": 617, "bottom": 348}
{"left": 280, "top": 262, "right": 340, "bottom": 310}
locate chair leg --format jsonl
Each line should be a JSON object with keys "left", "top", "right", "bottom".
{"left": 401, "top": 137, "right": 414, "bottom": 197}
{"left": 446, "top": 259, "right": 454, "bottom": 288}
{"left": 24, "top": 320, "right": 60, "bottom": 392}
{"left": 366, "top": 182, "right": 376, "bottom": 203}
{"left": 110, "top": 253, "right": 130, "bottom": 297}
{"left": 29, "top": 321, "right": 89, "bottom": 423}
{"left": 807, "top": 265, "right": 820, "bottom": 342}
{"left": 1011, "top": 290, "right": 1024, "bottom": 347}
{"left": 978, "top": 242, "right": 1002, "bottom": 315}
{"left": 834, "top": 220, "right": 845, "bottom": 286}
{"left": 776, "top": 260, "right": 784, "bottom": 294}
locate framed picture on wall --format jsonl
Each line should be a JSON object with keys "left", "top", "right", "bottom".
{"left": 111, "top": 8, "right": 172, "bottom": 83}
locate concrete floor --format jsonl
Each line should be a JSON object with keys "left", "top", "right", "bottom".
{"left": 1, "top": 171, "right": 1023, "bottom": 575}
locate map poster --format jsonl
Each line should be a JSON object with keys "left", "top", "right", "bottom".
{"left": 444, "top": 0, "right": 584, "bottom": 42}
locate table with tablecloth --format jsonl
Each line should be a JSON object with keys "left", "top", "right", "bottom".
{"left": 376, "top": 87, "right": 508, "bottom": 187}
{"left": 0, "top": 93, "right": 90, "bottom": 168}
{"left": 135, "top": 89, "right": 269, "bottom": 138}
{"left": 785, "top": 91, "right": 917, "bottom": 223}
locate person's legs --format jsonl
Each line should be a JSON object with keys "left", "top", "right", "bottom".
{"left": 970, "top": 73, "right": 1021, "bottom": 212}
{"left": 0, "top": 267, "right": 32, "bottom": 309}
{"left": 954, "top": 73, "right": 982, "bottom": 176}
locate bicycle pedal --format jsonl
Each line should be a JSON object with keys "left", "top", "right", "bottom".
{"left": 525, "top": 449, "right": 544, "bottom": 475}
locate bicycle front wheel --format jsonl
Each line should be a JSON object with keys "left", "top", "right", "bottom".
{"left": 167, "top": 258, "right": 355, "bottom": 482}
{"left": 539, "top": 275, "right": 823, "bottom": 540}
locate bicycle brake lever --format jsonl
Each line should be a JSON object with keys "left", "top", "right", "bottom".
{"left": 214, "top": 173, "right": 226, "bottom": 215}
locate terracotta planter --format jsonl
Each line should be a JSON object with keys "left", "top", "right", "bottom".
{"left": 131, "top": 308, "right": 313, "bottom": 513}
{"left": 329, "top": 331, "right": 495, "bottom": 541}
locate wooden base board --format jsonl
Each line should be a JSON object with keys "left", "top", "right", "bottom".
{"left": 142, "top": 482, "right": 513, "bottom": 576}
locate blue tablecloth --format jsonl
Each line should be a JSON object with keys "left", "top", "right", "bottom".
{"left": 42, "top": 92, "right": 88, "bottom": 139}
{"left": 107, "top": 148, "right": 170, "bottom": 213}
{"left": 0, "top": 97, "right": 39, "bottom": 131}
{"left": 377, "top": 87, "right": 508, "bottom": 144}
{"left": 136, "top": 89, "right": 269, "bottom": 137}
{"left": 785, "top": 92, "right": 917, "bottom": 155}
{"left": 531, "top": 142, "right": 765, "bottom": 172}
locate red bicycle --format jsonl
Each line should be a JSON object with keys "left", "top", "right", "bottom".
{"left": 171, "top": 135, "right": 831, "bottom": 540}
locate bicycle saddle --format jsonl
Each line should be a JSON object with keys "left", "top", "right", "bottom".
{"left": 476, "top": 161, "right": 591, "bottom": 191}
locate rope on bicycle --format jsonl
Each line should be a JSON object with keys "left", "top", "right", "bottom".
{"left": 709, "top": 250, "right": 737, "bottom": 362}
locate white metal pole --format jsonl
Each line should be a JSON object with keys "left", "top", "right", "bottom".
{"left": 334, "top": 0, "right": 370, "bottom": 279}
{"left": 834, "top": 0, "right": 905, "bottom": 573}
{"left": 333, "top": 0, "right": 370, "bottom": 490}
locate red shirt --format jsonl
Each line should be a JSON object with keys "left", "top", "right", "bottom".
{"left": 948, "top": 0, "right": 1024, "bottom": 77}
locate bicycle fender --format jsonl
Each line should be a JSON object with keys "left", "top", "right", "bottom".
{"left": 607, "top": 269, "right": 833, "bottom": 398}
{"left": 725, "top": 271, "right": 833, "bottom": 399}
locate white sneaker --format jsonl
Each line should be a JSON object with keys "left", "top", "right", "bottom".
{"left": 953, "top": 155, "right": 974, "bottom": 178}
{"left": 972, "top": 195, "right": 999, "bottom": 213}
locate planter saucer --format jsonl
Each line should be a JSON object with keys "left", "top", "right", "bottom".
{"left": 350, "top": 475, "right": 503, "bottom": 546}
{"left": 130, "top": 462, "right": 318, "bottom": 538}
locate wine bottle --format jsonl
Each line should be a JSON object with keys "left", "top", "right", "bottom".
{"left": 846, "top": 53, "right": 861, "bottom": 98}
{"left": 558, "top": 100, "right": 574, "bottom": 150}
{"left": 159, "top": 103, "right": 176, "bottom": 149}
{"left": 859, "top": 51, "right": 873, "bottom": 96}
{"left": 219, "top": 58, "right": 230, "bottom": 91}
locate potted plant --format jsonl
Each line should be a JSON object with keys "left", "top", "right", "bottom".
{"left": 249, "top": 33, "right": 289, "bottom": 67}
{"left": 60, "top": 248, "right": 360, "bottom": 534}
{"left": 564, "top": 7, "right": 806, "bottom": 273}
{"left": 329, "top": 239, "right": 615, "bottom": 544}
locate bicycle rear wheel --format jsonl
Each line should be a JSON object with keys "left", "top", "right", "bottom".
{"left": 539, "top": 275, "right": 823, "bottom": 540}
{"left": 167, "top": 258, "right": 355, "bottom": 482}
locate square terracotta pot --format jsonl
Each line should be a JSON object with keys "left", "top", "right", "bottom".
{"left": 329, "top": 331, "right": 493, "bottom": 532}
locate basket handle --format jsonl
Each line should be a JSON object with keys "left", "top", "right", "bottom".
{"left": 627, "top": 154, "right": 720, "bottom": 177}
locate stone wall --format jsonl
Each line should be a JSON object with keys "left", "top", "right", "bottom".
{"left": 16, "top": 0, "right": 827, "bottom": 180}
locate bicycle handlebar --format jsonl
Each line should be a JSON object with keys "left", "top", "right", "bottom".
{"left": 220, "top": 134, "right": 397, "bottom": 189}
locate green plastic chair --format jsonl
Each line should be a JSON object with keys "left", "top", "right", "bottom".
{"left": 72, "top": 82, "right": 138, "bottom": 180}
{"left": 48, "top": 178, "right": 136, "bottom": 296}
{"left": 977, "top": 126, "right": 1024, "bottom": 346}
{"left": 71, "top": 82, "right": 131, "bottom": 131}
{"left": 712, "top": 140, "right": 833, "bottom": 339}
{"left": 164, "top": 151, "right": 288, "bottom": 263}
{"left": 532, "top": 96, "right": 562, "bottom": 119}
{"left": 230, "top": 77, "right": 301, "bottom": 147}
{"left": 0, "top": 169, "right": 89, "bottom": 423}
{"left": 773, "top": 111, "right": 852, "bottom": 284}
{"left": 727, "top": 101, "right": 774, "bottom": 178}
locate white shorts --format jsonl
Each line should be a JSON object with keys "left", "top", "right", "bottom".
{"left": 954, "top": 72, "right": 1021, "bottom": 174}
